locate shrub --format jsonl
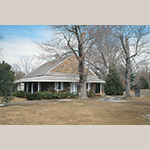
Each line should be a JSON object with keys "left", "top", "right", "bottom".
{"left": 41, "top": 91, "right": 52, "bottom": 99}
{"left": 136, "top": 76, "right": 149, "bottom": 89}
{"left": 61, "top": 92, "right": 68, "bottom": 98}
{"left": 14, "top": 91, "right": 26, "bottom": 98}
{"left": 68, "top": 92, "right": 78, "bottom": 98}
{"left": 26, "top": 92, "right": 34, "bottom": 100}
{"left": 104, "top": 67, "right": 124, "bottom": 95}
{"left": 52, "top": 91, "right": 78, "bottom": 99}
{"left": 26, "top": 92, "right": 43, "bottom": 100}
{"left": 53, "top": 91, "right": 70, "bottom": 99}
{"left": 15, "top": 91, "right": 79, "bottom": 100}
{"left": 87, "top": 90, "right": 95, "bottom": 97}
{"left": 52, "top": 92, "right": 59, "bottom": 98}
{"left": 66, "top": 96, "right": 71, "bottom": 99}
{"left": 57, "top": 92, "right": 63, "bottom": 99}
{"left": 52, "top": 90, "right": 57, "bottom": 94}
{"left": 35, "top": 92, "right": 44, "bottom": 100}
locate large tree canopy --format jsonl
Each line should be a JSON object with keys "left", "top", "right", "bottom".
{"left": 114, "top": 25, "right": 150, "bottom": 97}
{"left": 36, "top": 25, "right": 101, "bottom": 99}
{"left": 35, "top": 25, "right": 150, "bottom": 98}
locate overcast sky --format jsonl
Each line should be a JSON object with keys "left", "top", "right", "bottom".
{"left": 0, "top": 25, "right": 50, "bottom": 65}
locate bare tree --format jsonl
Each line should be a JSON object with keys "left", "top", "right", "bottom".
{"left": 114, "top": 25, "right": 150, "bottom": 97}
{"left": 89, "top": 26, "right": 122, "bottom": 80}
{"left": 35, "top": 25, "right": 100, "bottom": 99}
{"left": 12, "top": 64, "right": 25, "bottom": 80}
{"left": 13, "top": 55, "right": 43, "bottom": 80}
{"left": 134, "top": 63, "right": 150, "bottom": 88}
{"left": 16, "top": 55, "right": 42, "bottom": 75}
{"left": 19, "top": 56, "right": 35, "bottom": 74}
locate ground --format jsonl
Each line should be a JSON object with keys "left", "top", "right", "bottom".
{"left": 0, "top": 96, "right": 150, "bottom": 125}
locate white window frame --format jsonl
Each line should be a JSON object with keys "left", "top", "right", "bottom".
{"left": 70, "top": 83, "right": 77, "bottom": 93}
{"left": 86, "top": 83, "right": 91, "bottom": 92}
{"left": 55, "top": 82, "right": 63, "bottom": 92}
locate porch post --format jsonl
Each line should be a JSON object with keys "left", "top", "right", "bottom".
{"left": 26, "top": 83, "right": 28, "bottom": 92}
{"left": 38, "top": 82, "right": 41, "bottom": 92}
{"left": 100, "top": 83, "right": 102, "bottom": 94}
{"left": 31, "top": 82, "right": 33, "bottom": 93}
{"left": 24, "top": 83, "right": 26, "bottom": 92}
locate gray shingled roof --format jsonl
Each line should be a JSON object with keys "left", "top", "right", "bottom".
{"left": 24, "top": 55, "right": 71, "bottom": 77}
{"left": 15, "top": 54, "right": 105, "bottom": 84}
{"left": 15, "top": 72, "right": 105, "bottom": 83}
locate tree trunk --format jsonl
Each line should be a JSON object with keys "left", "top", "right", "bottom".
{"left": 78, "top": 43, "right": 88, "bottom": 100}
{"left": 125, "top": 53, "right": 131, "bottom": 97}
{"left": 120, "top": 36, "right": 131, "bottom": 98}
{"left": 79, "top": 79, "right": 88, "bottom": 100}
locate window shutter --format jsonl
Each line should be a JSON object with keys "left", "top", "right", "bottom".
{"left": 54, "top": 82, "right": 57, "bottom": 91}
{"left": 88, "top": 83, "right": 91, "bottom": 91}
{"left": 61, "top": 82, "right": 63, "bottom": 90}
{"left": 75, "top": 83, "right": 77, "bottom": 92}
{"left": 70, "top": 83, "right": 72, "bottom": 93}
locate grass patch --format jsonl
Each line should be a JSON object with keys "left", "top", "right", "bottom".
{"left": 1, "top": 97, "right": 150, "bottom": 125}
{"left": 121, "top": 97, "right": 150, "bottom": 101}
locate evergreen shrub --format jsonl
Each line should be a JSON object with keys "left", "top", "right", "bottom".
{"left": 136, "top": 76, "right": 149, "bottom": 89}
{"left": 104, "top": 68, "right": 124, "bottom": 95}
{"left": 0, "top": 61, "right": 15, "bottom": 104}
{"left": 14, "top": 91, "right": 79, "bottom": 100}
{"left": 13, "top": 91, "right": 26, "bottom": 98}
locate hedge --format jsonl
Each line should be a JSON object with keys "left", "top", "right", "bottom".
{"left": 13, "top": 91, "right": 79, "bottom": 100}
{"left": 13, "top": 90, "right": 95, "bottom": 100}
{"left": 13, "top": 91, "right": 26, "bottom": 98}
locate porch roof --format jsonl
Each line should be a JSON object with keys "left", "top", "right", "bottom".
{"left": 15, "top": 72, "right": 105, "bottom": 83}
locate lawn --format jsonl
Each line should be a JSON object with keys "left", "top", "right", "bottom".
{"left": 0, "top": 97, "right": 150, "bottom": 125}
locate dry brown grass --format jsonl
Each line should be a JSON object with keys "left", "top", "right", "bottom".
{"left": 11, "top": 97, "right": 27, "bottom": 102}
{"left": 1, "top": 97, "right": 150, "bottom": 125}
{"left": 121, "top": 96, "right": 150, "bottom": 101}
{"left": 123, "top": 91, "right": 135, "bottom": 96}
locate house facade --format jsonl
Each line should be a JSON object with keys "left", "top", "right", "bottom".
{"left": 15, "top": 55, "right": 105, "bottom": 94}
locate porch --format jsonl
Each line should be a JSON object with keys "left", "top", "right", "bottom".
{"left": 24, "top": 82, "right": 103, "bottom": 94}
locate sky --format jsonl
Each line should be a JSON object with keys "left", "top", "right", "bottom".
{"left": 0, "top": 25, "right": 50, "bottom": 65}
{"left": 1, "top": 25, "right": 150, "bottom": 70}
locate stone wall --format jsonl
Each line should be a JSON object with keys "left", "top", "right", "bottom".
{"left": 63, "top": 82, "right": 70, "bottom": 92}
{"left": 91, "top": 83, "right": 96, "bottom": 92}
{"left": 41, "top": 82, "right": 54, "bottom": 92}
{"left": 140, "top": 89, "right": 150, "bottom": 97}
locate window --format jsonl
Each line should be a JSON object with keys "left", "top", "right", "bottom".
{"left": 86, "top": 83, "right": 88, "bottom": 89}
{"left": 58, "top": 82, "right": 61, "bottom": 90}
{"left": 70, "top": 83, "right": 77, "bottom": 93}
{"left": 55, "top": 82, "right": 63, "bottom": 92}
{"left": 86, "top": 83, "right": 91, "bottom": 92}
